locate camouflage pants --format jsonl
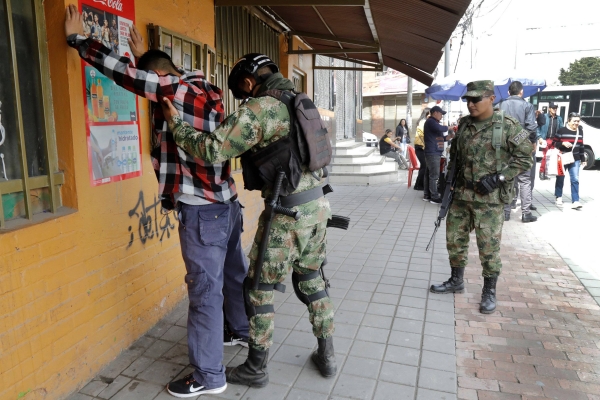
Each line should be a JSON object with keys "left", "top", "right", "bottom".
{"left": 247, "top": 215, "right": 335, "bottom": 351}
{"left": 446, "top": 199, "right": 504, "bottom": 278}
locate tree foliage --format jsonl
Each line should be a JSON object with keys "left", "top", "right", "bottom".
{"left": 559, "top": 57, "right": 600, "bottom": 85}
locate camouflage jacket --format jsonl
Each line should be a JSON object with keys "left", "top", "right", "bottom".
{"left": 169, "top": 95, "right": 331, "bottom": 227}
{"left": 451, "top": 111, "right": 533, "bottom": 204}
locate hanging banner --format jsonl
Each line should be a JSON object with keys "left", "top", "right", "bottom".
{"left": 79, "top": 0, "right": 142, "bottom": 186}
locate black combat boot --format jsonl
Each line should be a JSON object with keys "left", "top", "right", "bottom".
{"left": 430, "top": 267, "right": 465, "bottom": 294}
{"left": 510, "top": 199, "right": 517, "bottom": 209}
{"left": 312, "top": 337, "right": 337, "bottom": 377}
{"left": 522, "top": 213, "right": 538, "bottom": 223}
{"left": 504, "top": 211, "right": 511, "bottom": 222}
{"left": 225, "top": 347, "right": 269, "bottom": 388}
{"left": 480, "top": 277, "right": 498, "bottom": 314}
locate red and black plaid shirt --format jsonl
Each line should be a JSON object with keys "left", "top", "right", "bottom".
{"left": 70, "top": 36, "right": 237, "bottom": 206}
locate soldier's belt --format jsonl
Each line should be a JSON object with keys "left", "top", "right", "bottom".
{"left": 279, "top": 183, "right": 333, "bottom": 208}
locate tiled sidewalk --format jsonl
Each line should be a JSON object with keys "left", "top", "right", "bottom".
{"left": 67, "top": 178, "right": 599, "bottom": 400}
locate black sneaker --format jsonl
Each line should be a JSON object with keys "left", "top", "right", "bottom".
{"left": 430, "top": 197, "right": 442, "bottom": 204}
{"left": 422, "top": 196, "right": 431, "bottom": 202}
{"left": 167, "top": 373, "right": 227, "bottom": 398}
{"left": 529, "top": 204, "right": 537, "bottom": 211}
{"left": 224, "top": 331, "right": 249, "bottom": 347}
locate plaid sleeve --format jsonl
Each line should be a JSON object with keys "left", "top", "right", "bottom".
{"left": 72, "top": 38, "right": 178, "bottom": 101}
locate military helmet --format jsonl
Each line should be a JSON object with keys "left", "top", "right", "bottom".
{"left": 227, "top": 53, "right": 279, "bottom": 99}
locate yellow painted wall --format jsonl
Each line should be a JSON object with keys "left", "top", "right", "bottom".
{"left": 279, "top": 35, "right": 314, "bottom": 99}
{"left": 0, "top": 1, "right": 261, "bottom": 399}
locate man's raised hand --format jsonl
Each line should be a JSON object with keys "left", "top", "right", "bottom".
{"left": 128, "top": 25, "right": 145, "bottom": 58}
{"left": 65, "top": 4, "right": 84, "bottom": 37}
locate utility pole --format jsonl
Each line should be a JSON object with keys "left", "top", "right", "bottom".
{"left": 444, "top": 40, "right": 451, "bottom": 125}
{"left": 406, "top": 77, "right": 413, "bottom": 132}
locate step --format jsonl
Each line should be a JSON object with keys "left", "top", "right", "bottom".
{"left": 329, "top": 170, "right": 406, "bottom": 186}
{"left": 332, "top": 147, "right": 377, "bottom": 161}
{"left": 331, "top": 157, "right": 398, "bottom": 173}
{"left": 333, "top": 142, "right": 370, "bottom": 156}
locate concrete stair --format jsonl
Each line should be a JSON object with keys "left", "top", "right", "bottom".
{"left": 329, "top": 139, "right": 405, "bottom": 185}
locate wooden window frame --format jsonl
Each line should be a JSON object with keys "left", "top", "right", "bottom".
{"left": 0, "top": 0, "right": 64, "bottom": 229}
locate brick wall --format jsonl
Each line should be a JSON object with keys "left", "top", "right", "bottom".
{"left": 371, "top": 96, "right": 385, "bottom": 137}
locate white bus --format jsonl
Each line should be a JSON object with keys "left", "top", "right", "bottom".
{"left": 530, "top": 84, "right": 600, "bottom": 170}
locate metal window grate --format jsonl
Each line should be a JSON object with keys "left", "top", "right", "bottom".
{"left": 0, "top": 0, "right": 63, "bottom": 229}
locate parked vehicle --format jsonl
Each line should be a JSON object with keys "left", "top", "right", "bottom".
{"left": 530, "top": 84, "right": 600, "bottom": 169}
{"left": 363, "top": 131, "right": 378, "bottom": 147}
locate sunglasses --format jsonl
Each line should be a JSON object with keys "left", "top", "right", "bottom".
{"left": 464, "top": 95, "right": 491, "bottom": 104}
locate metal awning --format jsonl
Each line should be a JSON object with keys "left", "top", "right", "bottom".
{"left": 214, "top": 0, "right": 471, "bottom": 86}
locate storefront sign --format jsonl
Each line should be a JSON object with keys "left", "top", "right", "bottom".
{"left": 79, "top": 0, "right": 142, "bottom": 185}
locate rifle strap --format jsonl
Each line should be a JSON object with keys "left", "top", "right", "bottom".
{"left": 492, "top": 111, "right": 504, "bottom": 174}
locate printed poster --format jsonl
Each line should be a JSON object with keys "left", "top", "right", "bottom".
{"left": 79, "top": 0, "right": 142, "bottom": 185}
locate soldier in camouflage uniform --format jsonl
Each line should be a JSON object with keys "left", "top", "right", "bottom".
{"left": 430, "top": 80, "right": 533, "bottom": 314}
{"left": 161, "top": 53, "right": 336, "bottom": 388}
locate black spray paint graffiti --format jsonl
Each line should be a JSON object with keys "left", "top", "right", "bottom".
{"left": 127, "top": 192, "right": 176, "bottom": 248}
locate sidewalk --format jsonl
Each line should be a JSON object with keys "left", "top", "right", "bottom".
{"left": 68, "top": 177, "right": 600, "bottom": 400}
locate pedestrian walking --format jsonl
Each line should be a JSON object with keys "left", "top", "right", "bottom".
{"left": 554, "top": 112, "right": 586, "bottom": 209}
{"left": 430, "top": 80, "right": 533, "bottom": 314}
{"left": 497, "top": 81, "right": 538, "bottom": 222}
{"left": 423, "top": 106, "right": 454, "bottom": 203}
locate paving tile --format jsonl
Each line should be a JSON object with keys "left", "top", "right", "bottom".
{"left": 160, "top": 326, "right": 188, "bottom": 343}
{"left": 379, "top": 361, "right": 418, "bottom": 386}
{"left": 286, "top": 388, "right": 329, "bottom": 400}
{"left": 80, "top": 380, "right": 108, "bottom": 396}
{"left": 384, "top": 345, "right": 421, "bottom": 366}
{"left": 388, "top": 330, "right": 423, "bottom": 349}
{"left": 424, "top": 322, "right": 455, "bottom": 339}
{"left": 420, "top": 350, "right": 457, "bottom": 373}
{"left": 332, "top": 373, "right": 377, "bottom": 400}
{"left": 111, "top": 380, "right": 164, "bottom": 400}
{"left": 97, "top": 375, "right": 132, "bottom": 399}
{"left": 418, "top": 367, "right": 457, "bottom": 394}
{"left": 416, "top": 388, "right": 458, "bottom": 400}
{"left": 349, "top": 340, "right": 387, "bottom": 360}
{"left": 243, "top": 383, "right": 289, "bottom": 400}
{"left": 267, "top": 361, "right": 302, "bottom": 387}
{"left": 122, "top": 356, "right": 155, "bottom": 377}
{"left": 143, "top": 340, "right": 175, "bottom": 359}
{"left": 372, "top": 381, "right": 415, "bottom": 400}
{"left": 361, "top": 314, "right": 393, "bottom": 329}
{"left": 136, "top": 360, "right": 183, "bottom": 385}
{"left": 356, "top": 326, "right": 390, "bottom": 343}
{"left": 422, "top": 335, "right": 455, "bottom": 355}
{"left": 293, "top": 365, "right": 337, "bottom": 394}
{"left": 342, "top": 355, "right": 382, "bottom": 379}
{"left": 271, "top": 345, "right": 311, "bottom": 367}
{"left": 425, "top": 310, "right": 455, "bottom": 326}
{"left": 160, "top": 344, "right": 189, "bottom": 365}
{"left": 399, "top": 296, "right": 427, "bottom": 309}
{"left": 395, "top": 306, "right": 426, "bottom": 321}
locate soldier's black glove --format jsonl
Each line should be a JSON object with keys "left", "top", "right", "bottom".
{"left": 475, "top": 174, "right": 505, "bottom": 195}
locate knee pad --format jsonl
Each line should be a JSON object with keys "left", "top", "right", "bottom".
{"left": 292, "top": 260, "right": 330, "bottom": 306}
{"left": 243, "top": 276, "right": 286, "bottom": 318}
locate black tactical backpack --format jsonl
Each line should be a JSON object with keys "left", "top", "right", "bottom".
{"left": 240, "top": 89, "right": 332, "bottom": 196}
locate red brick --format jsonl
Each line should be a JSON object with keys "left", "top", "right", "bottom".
{"left": 578, "top": 372, "right": 600, "bottom": 384}
{"left": 512, "top": 355, "right": 554, "bottom": 366}
{"left": 551, "top": 359, "right": 597, "bottom": 373}
{"left": 559, "top": 379, "right": 600, "bottom": 395}
{"left": 457, "top": 357, "right": 481, "bottom": 368}
{"left": 458, "top": 376, "right": 499, "bottom": 391}
{"left": 474, "top": 351, "right": 513, "bottom": 362}
{"left": 495, "top": 361, "right": 537, "bottom": 374}
{"left": 476, "top": 368, "right": 517, "bottom": 382}
{"left": 528, "top": 348, "right": 568, "bottom": 360}
{"left": 498, "top": 381, "right": 544, "bottom": 396}
{"left": 472, "top": 335, "right": 507, "bottom": 345}
{"left": 477, "top": 390, "right": 521, "bottom": 400}
{"left": 535, "top": 365, "right": 580, "bottom": 380}
{"left": 457, "top": 387, "right": 478, "bottom": 400}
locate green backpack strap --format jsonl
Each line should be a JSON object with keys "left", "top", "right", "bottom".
{"left": 492, "top": 111, "right": 504, "bottom": 174}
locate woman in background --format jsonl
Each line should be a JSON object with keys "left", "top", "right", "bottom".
{"left": 395, "top": 119, "right": 410, "bottom": 158}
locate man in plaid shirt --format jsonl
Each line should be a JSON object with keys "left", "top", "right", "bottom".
{"left": 65, "top": 5, "right": 248, "bottom": 397}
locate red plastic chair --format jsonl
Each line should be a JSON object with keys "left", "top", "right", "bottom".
{"left": 407, "top": 145, "right": 419, "bottom": 188}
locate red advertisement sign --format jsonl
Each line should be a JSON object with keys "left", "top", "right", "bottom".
{"left": 79, "top": 0, "right": 142, "bottom": 186}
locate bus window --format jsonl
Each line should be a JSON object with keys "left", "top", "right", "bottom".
{"left": 559, "top": 106, "right": 566, "bottom": 121}
{"left": 594, "top": 102, "right": 600, "bottom": 117}
{"left": 581, "top": 101, "right": 594, "bottom": 116}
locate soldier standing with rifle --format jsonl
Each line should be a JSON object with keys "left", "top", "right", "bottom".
{"left": 161, "top": 54, "right": 340, "bottom": 392}
{"left": 429, "top": 81, "right": 533, "bottom": 314}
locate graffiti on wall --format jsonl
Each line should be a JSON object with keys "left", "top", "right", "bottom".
{"left": 127, "top": 192, "right": 176, "bottom": 248}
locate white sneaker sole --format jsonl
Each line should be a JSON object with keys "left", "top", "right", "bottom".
{"left": 167, "top": 383, "right": 227, "bottom": 398}
{"left": 223, "top": 340, "right": 249, "bottom": 348}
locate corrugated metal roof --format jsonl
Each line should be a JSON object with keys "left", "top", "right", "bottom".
{"left": 267, "top": 0, "right": 471, "bottom": 85}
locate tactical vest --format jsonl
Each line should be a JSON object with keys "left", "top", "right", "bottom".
{"left": 240, "top": 90, "right": 332, "bottom": 197}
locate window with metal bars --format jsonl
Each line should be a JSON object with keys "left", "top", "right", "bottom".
{"left": 214, "top": 6, "right": 281, "bottom": 171}
{"left": 0, "top": 0, "right": 63, "bottom": 229}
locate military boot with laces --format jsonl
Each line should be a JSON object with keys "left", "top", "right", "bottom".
{"left": 430, "top": 267, "right": 465, "bottom": 294}
{"left": 480, "top": 277, "right": 498, "bottom": 314}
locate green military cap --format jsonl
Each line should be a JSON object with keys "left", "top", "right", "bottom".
{"left": 462, "top": 80, "right": 495, "bottom": 98}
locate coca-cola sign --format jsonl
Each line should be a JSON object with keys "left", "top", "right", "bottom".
{"left": 92, "top": 0, "right": 123, "bottom": 11}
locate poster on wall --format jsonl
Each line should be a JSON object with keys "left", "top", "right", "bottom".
{"left": 79, "top": 0, "right": 142, "bottom": 186}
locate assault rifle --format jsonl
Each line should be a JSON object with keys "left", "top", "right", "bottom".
{"left": 426, "top": 155, "right": 459, "bottom": 252}
{"left": 253, "top": 170, "right": 300, "bottom": 289}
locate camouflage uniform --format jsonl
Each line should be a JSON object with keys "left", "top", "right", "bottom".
{"left": 169, "top": 87, "right": 334, "bottom": 351}
{"left": 447, "top": 81, "right": 533, "bottom": 278}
